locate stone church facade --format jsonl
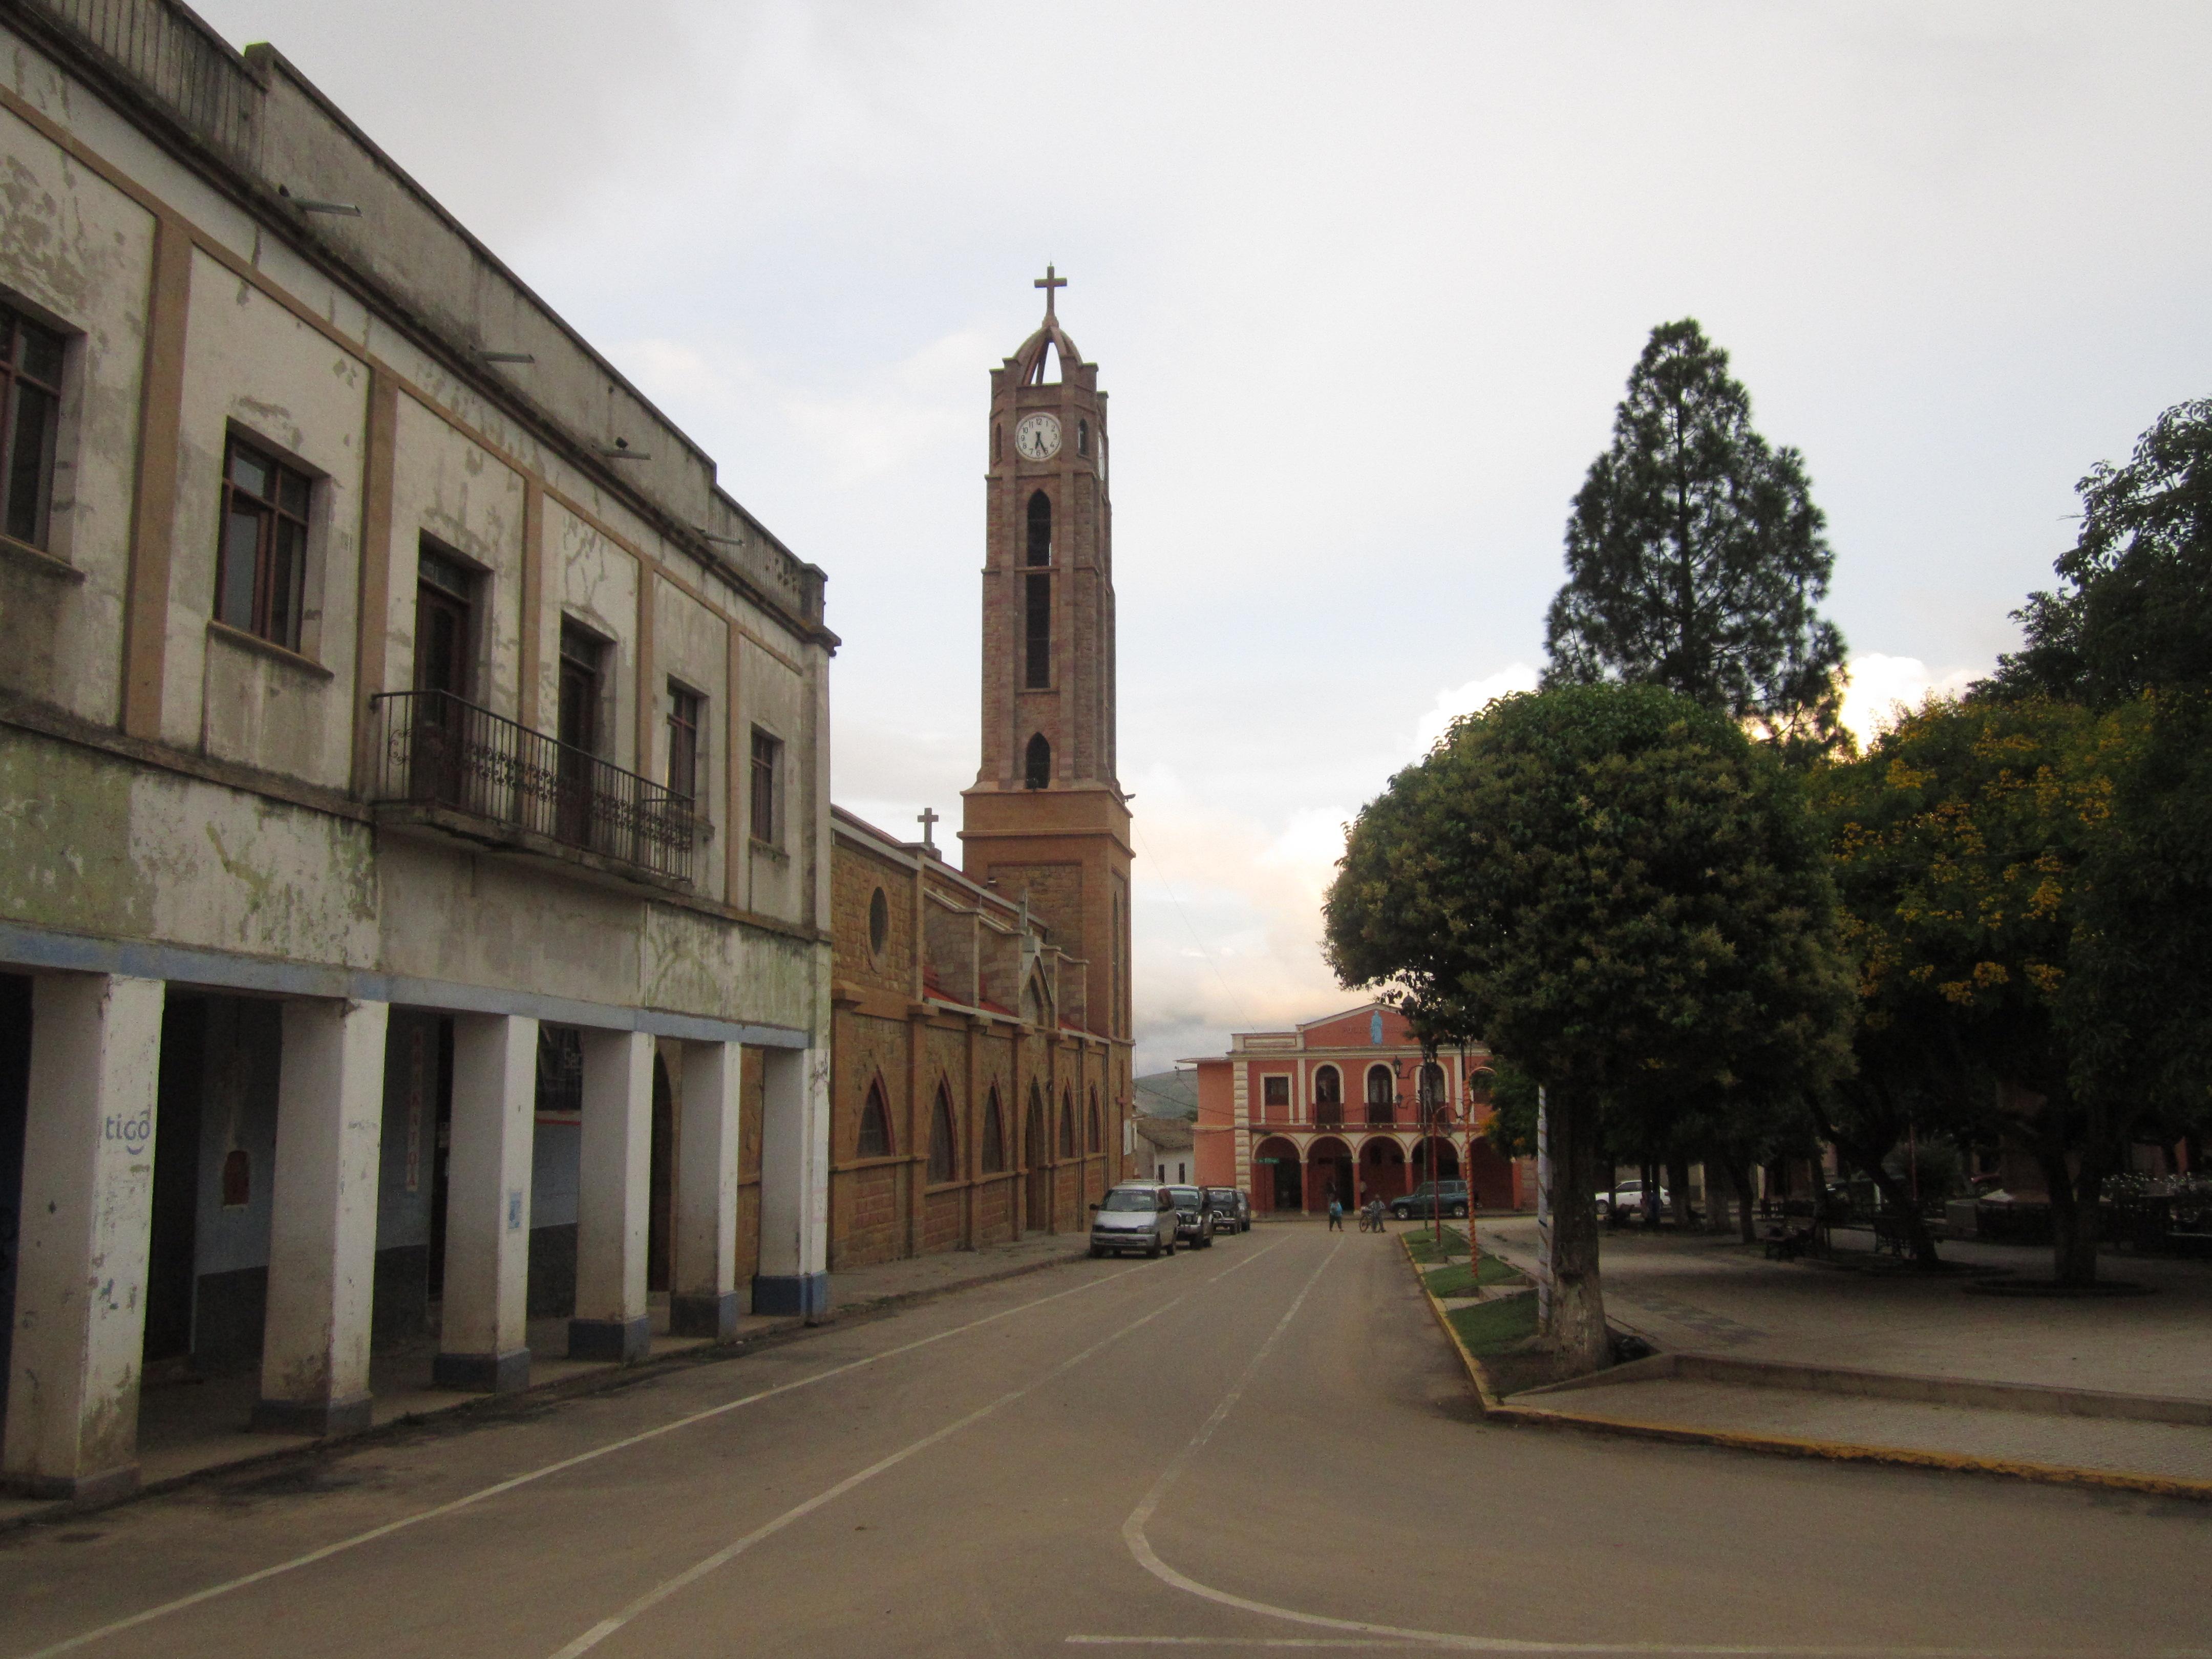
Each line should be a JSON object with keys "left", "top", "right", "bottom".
{"left": 824, "top": 277, "right": 1136, "bottom": 1267}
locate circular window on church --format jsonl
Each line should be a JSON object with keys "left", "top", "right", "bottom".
{"left": 868, "top": 887, "right": 889, "bottom": 959}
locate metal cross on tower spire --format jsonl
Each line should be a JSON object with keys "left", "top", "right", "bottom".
{"left": 1034, "top": 263, "right": 1067, "bottom": 318}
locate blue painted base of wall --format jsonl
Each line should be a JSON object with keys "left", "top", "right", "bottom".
{"left": 751, "top": 1271, "right": 831, "bottom": 1322}
{"left": 250, "top": 1392, "right": 374, "bottom": 1437}
{"left": 670, "top": 1290, "right": 741, "bottom": 1341}
{"left": 566, "top": 1315, "right": 651, "bottom": 1363}
{"left": 432, "top": 1347, "right": 531, "bottom": 1393}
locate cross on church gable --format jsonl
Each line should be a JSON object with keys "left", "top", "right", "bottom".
{"left": 917, "top": 806, "right": 939, "bottom": 852}
{"left": 1035, "top": 264, "right": 1067, "bottom": 318}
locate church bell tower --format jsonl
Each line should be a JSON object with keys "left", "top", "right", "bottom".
{"left": 962, "top": 268, "right": 1133, "bottom": 1051}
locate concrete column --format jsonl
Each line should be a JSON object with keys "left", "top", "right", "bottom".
{"left": 434, "top": 1013, "right": 536, "bottom": 1392}
{"left": 254, "top": 997, "right": 389, "bottom": 1436}
{"left": 669, "top": 1039, "right": 740, "bottom": 1339}
{"left": 568, "top": 1029, "right": 652, "bottom": 1362}
{"left": 3, "top": 974, "right": 165, "bottom": 1502}
{"left": 752, "top": 1044, "right": 830, "bottom": 1322}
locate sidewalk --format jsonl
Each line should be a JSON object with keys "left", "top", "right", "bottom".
{"left": 1467, "top": 1217, "right": 2212, "bottom": 1496}
{"left": 1, "top": 1229, "right": 1098, "bottom": 1530}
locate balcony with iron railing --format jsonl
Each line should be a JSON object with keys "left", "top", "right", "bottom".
{"left": 369, "top": 689, "right": 698, "bottom": 888}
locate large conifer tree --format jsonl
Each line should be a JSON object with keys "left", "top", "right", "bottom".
{"left": 1543, "top": 319, "right": 1845, "bottom": 743}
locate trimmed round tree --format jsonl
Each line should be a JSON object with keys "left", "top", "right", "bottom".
{"left": 1324, "top": 684, "right": 1851, "bottom": 1373}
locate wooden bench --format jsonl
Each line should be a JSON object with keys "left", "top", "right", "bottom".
{"left": 1870, "top": 1213, "right": 1915, "bottom": 1257}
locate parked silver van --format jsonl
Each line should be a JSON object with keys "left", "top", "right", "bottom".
{"left": 1090, "top": 1184, "right": 1180, "bottom": 1258}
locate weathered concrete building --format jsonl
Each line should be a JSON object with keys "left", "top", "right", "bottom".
{"left": 0, "top": 0, "right": 836, "bottom": 1501}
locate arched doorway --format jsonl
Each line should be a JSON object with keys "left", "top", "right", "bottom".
{"left": 1305, "top": 1136, "right": 1353, "bottom": 1214}
{"left": 1252, "top": 1136, "right": 1301, "bottom": 1214}
{"left": 1025, "top": 1084, "right": 1050, "bottom": 1231}
{"left": 1467, "top": 1140, "right": 1514, "bottom": 1210}
{"left": 1411, "top": 1138, "right": 1462, "bottom": 1187}
{"left": 1358, "top": 1137, "right": 1409, "bottom": 1205}
{"left": 1364, "top": 1064, "right": 1396, "bottom": 1125}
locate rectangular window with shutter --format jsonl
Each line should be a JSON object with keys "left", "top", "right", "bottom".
{"left": 216, "top": 433, "right": 313, "bottom": 650}
{"left": 750, "top": 726, "right": 782, "bottom": 847}
{"left": 667, "top": 681, "right": 703, "bottom": 805}
{"left": 0, "top": 304, "right": 65, "bottom": 550}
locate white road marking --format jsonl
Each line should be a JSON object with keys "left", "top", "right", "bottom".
{"left": 538, "top": 1248, "right": 1283, "bottom": 1658}
{"left": 13, "top": 1258, "right": 1153, "bottom": 1659}
{"left": 1114, "top": 1238, "right": 2209, "bottom": 1659}
{"left": 1068, "top": 1640, "right": 1429, "bottom": 1648}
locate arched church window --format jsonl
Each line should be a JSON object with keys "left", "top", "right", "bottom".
{"left": 1467, "top": 1068, "right": 1496, "bottom": 1108}
{"left": 982, "top": 1089, "right": 1008, "bottom": 1173}
{"left": 867, "top": 886, "right": 889, "bottom": 958}
{"left": 858, "top": 1079, "right": 893, "bottom": 1159}
{"left": 1077, "top": 418, "right": 1090, "bottom": 458}
{"left": 1059, "top": 1090, "right": 1076, "bottom": 1158}
{"left": 1026, "top": 1081, "right": 1047, "bottom": 1167}
{"left": 1026, "top": 491, "right": 1051, "bottom": 566}
{"left": 928, "top": 1084, "right": 959, "bottom": 1183}
{"left": 1088, "top": 1087, "right": 1102, "bottom": 1153}
{"left": 1025, "top": 733, "right": 1051, "bottom": 790}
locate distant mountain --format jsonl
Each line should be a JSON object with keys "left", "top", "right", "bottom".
{"left": 1133, "top": 1069, "right": 1198, "bottom": 1120}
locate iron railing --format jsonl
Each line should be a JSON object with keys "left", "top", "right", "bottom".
{"left": 370, "top": 689, "right": 695, "bottom": 883}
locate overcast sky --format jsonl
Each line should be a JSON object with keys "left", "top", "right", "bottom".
{"left": 196, "top": 0, "right": 2212, "bottom": 1074}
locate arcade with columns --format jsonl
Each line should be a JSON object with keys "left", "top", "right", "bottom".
{"left": 1189, "top": 1003, "right": 1533, "bottom": 1215}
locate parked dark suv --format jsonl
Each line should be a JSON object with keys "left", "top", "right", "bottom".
{"left": 1204, "top": 1187, "right": 1250, "bottom": 1234}
{"left": 1391, "top": 1180, "right": 1471, "bottom": 1220}
{"left": 1166, "top": 1185, "right": 1217, "bottom": 1247}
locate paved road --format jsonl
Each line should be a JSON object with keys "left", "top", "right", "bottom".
{"left": 4, "top": 1224, "right": 2207, "bottom": 1658}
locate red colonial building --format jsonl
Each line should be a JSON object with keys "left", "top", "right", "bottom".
{"left": 1189, "top": 1003, "right": 1534, "bottom": 1216}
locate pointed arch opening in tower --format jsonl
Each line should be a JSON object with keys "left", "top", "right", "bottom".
{"left": 1028, "top": 338, "right": 1061, "bottom": 385}
{"left": 1026, "top": 491, "right": 1052, "bottom": 566}
{"left": 1024, "top": 732, "right": 1052, "bottom": 790}
{"left": 1024, "top": 567, "right": 1052, "bottom": 688}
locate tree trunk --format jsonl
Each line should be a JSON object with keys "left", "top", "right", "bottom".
{"left": 1542, "top": 1087, "right": 1610, "bottom": 1375}
{"left": 1728, "top": 1158, "right": 1759, "bottom": 1244}
{"left": 2035, "top": 1139, "right": 2097, "bottom": 1286}
{"left": 1824, "top": 1126, "right": 1942, "bottom": 1269}
{"left": 1641, "top": 1156, "right": 1661, "bottom": 1226}
{"left": 1668, "top": 1154, "right": 1693, "bottom": 1229}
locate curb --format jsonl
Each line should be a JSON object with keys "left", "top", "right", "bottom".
{"left": 1402, "top": 1232, "right": 2212, "bottom": 1504}
{"left": 2, "top": 1242, "right": 1101, "bottom": 1535}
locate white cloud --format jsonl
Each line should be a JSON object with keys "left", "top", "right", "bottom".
{"left": 1412, "top": 664, "right": 1543, "bottom": 756}
{"left": 1839, "top": 653, "right": 1986, "bottom": 747}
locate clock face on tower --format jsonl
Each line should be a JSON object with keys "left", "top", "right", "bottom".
{"left": 1014, "top": 412, "right": 1062, "bottom": 461}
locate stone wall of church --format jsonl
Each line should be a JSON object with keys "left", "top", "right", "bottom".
{"left": 832, "top": 841, "right": 916, "bottom": 999}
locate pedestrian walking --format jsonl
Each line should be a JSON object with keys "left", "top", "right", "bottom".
{"left": 1328, "top": 1195, "right": 1344, "bottom": 1231}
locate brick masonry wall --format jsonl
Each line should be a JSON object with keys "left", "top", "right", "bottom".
{"left": 832, "top": 841, "right": 914, "bottom": 998}
{"left": 923, "top": 1188, "right": 963, "bottom": 1253}
{"left": 832, "top": 1164, "right": 901, "bottom": 1269}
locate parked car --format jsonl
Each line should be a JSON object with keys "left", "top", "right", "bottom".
{"left": 1090, "top": 1184, "right": 1179, "bottom": 1258}
{"left": 1166, "top": 1185, "right": 1217, "bottom": 1247}
{"left": 1204, "top": 1187, "right": 1250, "bottom": 1233}
{"left": 1594, "top": 1179, "right": 1668, "bottom": 1220}
{"left": 1391, "top": 1180, "right": 1470, "bottom": 1220}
